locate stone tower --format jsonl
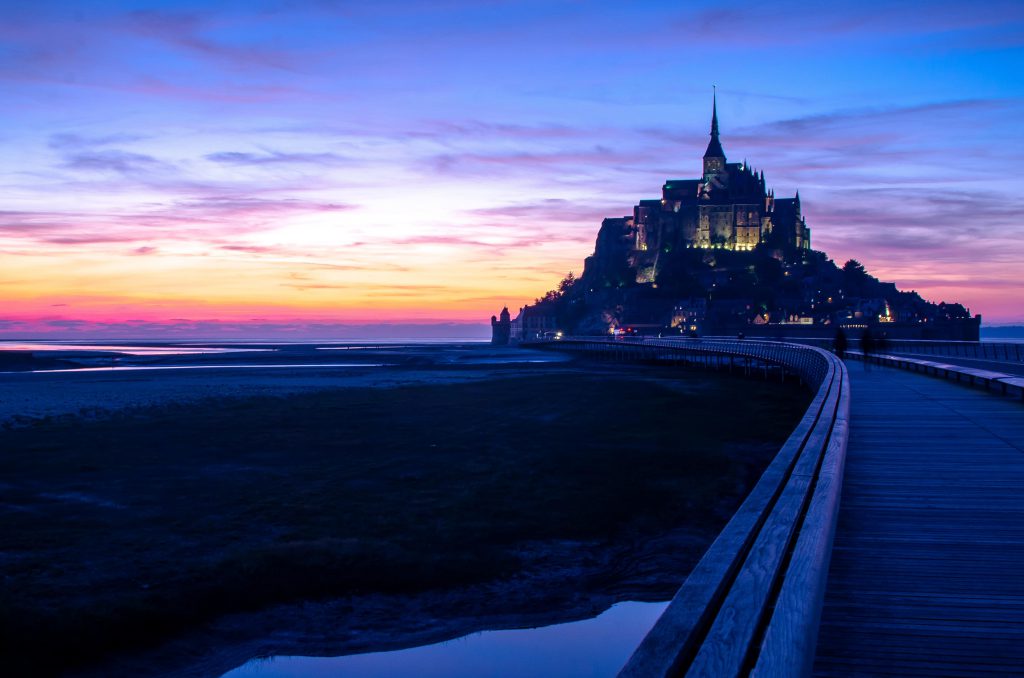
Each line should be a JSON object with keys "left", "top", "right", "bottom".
{"left": 490, "top": 306, "right": 511, "bottom": 345}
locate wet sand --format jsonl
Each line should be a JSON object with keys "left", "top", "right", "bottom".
{"left": 0, "top": 344, "right": 567, "bottom": 428}
{"left": 0, "top": 344, "right": 808, "bottom": 677}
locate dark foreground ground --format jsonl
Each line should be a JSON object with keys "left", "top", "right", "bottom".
{"left": 0, "top": 357, "right": 808, "bottom": 676}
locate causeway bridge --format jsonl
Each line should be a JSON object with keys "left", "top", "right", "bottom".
{"left": 529, "top": 337, "right": 1024, "bottom": 677}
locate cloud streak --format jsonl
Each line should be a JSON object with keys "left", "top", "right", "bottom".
{"left": 204, "top": 150, "right": 350, "bottom": 166}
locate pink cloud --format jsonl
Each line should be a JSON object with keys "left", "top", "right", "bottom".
{"left": 0, "top": 197, "right": 359, "bottom": 251}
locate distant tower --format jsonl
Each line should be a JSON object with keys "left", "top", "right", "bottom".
{"left": 702, "top": 88, "right": 727, "bottom": 179}
{"left": 491, "top": 306, "right": 511, "bottom": 345}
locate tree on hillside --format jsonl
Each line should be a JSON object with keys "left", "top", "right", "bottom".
{"left": 536, "top": 272, "right": 579, "bottom": 304}
{"left": 842, "top": 259, "right": 871, "bottom": 297}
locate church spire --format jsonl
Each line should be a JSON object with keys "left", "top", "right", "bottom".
{"left": 711, "top": 88, "right": 719, "bottom": 137}
{"left": 703, "top": 87, "right": 726, "bottom": 161}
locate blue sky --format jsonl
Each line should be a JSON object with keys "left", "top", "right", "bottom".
{"left": 1, "top": 0, "right": 1022, "bottom": 336}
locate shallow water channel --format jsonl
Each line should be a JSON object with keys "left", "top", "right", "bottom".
{"left": 222, "top": 600, "right": 668, "bottom": 678}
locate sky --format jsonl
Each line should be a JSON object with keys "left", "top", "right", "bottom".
{"left": 2, "top": 0, "right": 1023, "bottom": 338}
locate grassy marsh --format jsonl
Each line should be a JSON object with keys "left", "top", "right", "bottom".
{"left": 0, "top": 367, "right": 808, "bottom": 675}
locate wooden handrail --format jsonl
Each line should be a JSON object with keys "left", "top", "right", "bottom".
{"left": 848, "top": 350, "right": 1024, "bottom": 401}
{"left": 528, "top": 337, "right": 850, "bottom": 678}
{"left": 697, "top": 336, "right": 1024, "bottom": 365}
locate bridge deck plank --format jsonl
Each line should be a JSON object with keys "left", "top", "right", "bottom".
{"left": 813, "top": 364, "right": 1024, "bottom": 676}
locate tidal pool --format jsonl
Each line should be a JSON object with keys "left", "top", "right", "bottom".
{"left": 222, "top": 600, "right": 668, "bottom": 678}
{"left": 0, "top": 341, "right": 270, "bottom": 355}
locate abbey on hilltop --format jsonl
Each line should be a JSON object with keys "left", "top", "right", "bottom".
{"left": 625, "top": 92, "right": 808, "bottom": 286}
{"left": 492, "top": 95, "right": 980, "bottom": 344}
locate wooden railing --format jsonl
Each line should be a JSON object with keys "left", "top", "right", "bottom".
{"left": 849, "top": 350, "right": 1024, "bottom": 400}
{"left": 880, "top": 339, "right": 1023, "bottom": 363}
{"left": 527, "top": 337, "right": 850, "bottom": 678}
{"left": 703, "top": 336, "right": 1024, "bottom": 365}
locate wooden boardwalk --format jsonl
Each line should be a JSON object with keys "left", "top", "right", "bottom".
{"left": 814, "top": 364, "right": 1024, "bottom": 676}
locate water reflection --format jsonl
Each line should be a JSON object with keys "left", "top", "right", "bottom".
{"left": 19, "top": 363, "right": 385, "bottom": 374}
{"left": 223, "top": 600, "right": 667, "bottom": 678}
{"left": 0, "top": 342, "right": 269, "bottom": 355}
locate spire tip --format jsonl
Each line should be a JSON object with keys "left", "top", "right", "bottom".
{"left": 710, "top": 88, "right": 719, "bottom": 137}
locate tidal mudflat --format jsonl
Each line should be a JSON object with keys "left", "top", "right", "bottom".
{"left": 0, "top": 343, "right": 809, "bottom": 676}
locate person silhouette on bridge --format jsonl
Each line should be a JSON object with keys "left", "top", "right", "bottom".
{"left": 834, "top": 328, "right": 848, "bottom": 360}
{"left": 861, "top": 328, "right": 875, "bottom": 371}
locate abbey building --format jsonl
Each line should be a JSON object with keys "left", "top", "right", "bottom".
{"left": 490, "top": 94, "right": 980, "bottom": 343}
{"left": 614, "top": 95, "right": 809, "bottom": 283}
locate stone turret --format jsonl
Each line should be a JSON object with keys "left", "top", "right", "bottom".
{"left": 490, "top": 306, "right": 511, "bottom": 345}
